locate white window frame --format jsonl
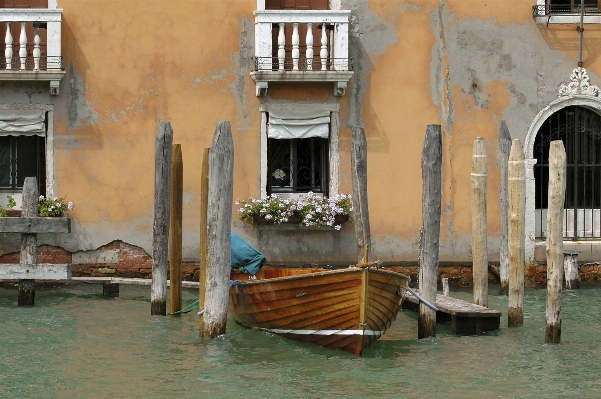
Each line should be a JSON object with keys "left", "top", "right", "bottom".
{"left": 259, "top": 103, "right": 340, "bottom": 199}
{"left": 0, "top": 104, "right": 54, "bottom": 209}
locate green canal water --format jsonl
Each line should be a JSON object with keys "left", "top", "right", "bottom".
{"left": 1, "top": 282, "right": 600, "bottom": 398}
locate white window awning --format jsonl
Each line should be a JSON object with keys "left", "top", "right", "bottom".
{"left": 0, "top": 110, "right": 46, "bottom": 136}
{"left": 268, "top": 110, "right": 330, "bottom": 139}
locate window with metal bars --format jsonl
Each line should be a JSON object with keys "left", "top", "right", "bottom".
{"left": 267, "top": 137, "right": 328, "bottom": 195}
{"left": 546, "top": 0, "right": 601, "bottom": 13}
{"left": 534, "top": 106, "right": 601, "bottom": 239}
{"left": 0, "top": 135, "right": 46, "bottom": 195}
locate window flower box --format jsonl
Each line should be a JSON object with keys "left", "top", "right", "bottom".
{"left": 238, "top": 193, "right": 352, "bottom": 230}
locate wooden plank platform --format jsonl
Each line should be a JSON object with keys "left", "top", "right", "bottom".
{"left": 402, "top": 291, "right": 502, "bottom": 335}
{"left": 0, "top": 264, "right": 71, "bottom": 280}
{"left": 71, "top": 277, "right": 200, "bottom": 288}
{"left": 0, "top": 217, "right": 71, "bottom": 233}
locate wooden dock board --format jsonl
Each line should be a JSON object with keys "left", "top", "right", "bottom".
{"left": 403, "top": 291, "right": 502, "bottom": 335}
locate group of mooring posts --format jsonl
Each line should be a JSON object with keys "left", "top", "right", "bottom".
{"left": 151, "top": 120, "right": 233, "bottom": 341}
{"left": 418, "top": 123, "right": 568, "bottom": 343}
{"left": 0, "top": 177, "right": 71, "bottom": 305}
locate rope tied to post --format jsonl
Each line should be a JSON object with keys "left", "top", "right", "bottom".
{"left": 169, "top": 280, "right": 243, "bottom": 316}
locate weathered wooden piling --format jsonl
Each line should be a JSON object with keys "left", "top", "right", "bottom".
{"left": 471, "top": 137, "right": 488, "bottom": 307}
{"left": 564, "top": 253, "right": 579, "bottom": 290}
{"left": 351, "top": 126, "right": 371, "bottom": 264}
{"left": 546, "top": 140, "right": 566, "bottom": 344}
{"left": 18, "top": 177, "right": 38, "bottom": 306}
{"left": 103, "top": 283, "right": 119, "bottom": 298}
{"left": 442, "top": 277, "right": 449, "bottom": 296}
{"left": 199, "top": 147, "right": 210, "bottom": 336}
{"left": 169, "top": 144, "right": 183, "bottom": 314}
{"left": 151, "top": 121, "right": 173, "bottom": 316}
{"left": 202, "top": 122, "right": 234, "bottom": 340}
{"left": 508, "top": 139, "right": 526, "bottom": 327}
{"left": 499, "top": 121, "right": 512, "bottom": 294}
{"left": 419, "top": 124, "right": 442, "bottom": 339}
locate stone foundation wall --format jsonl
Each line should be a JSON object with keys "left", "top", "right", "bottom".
{"left": 2, "top": 243, "right": 601, "bottom": 288}
{"left": 0, "top": 240, "right": 199, "bottom": 281}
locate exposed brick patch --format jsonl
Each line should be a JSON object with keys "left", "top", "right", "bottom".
{"left": 385, "top": 265, "right": 497, "bottom": 288}
{"left": 0, "top": 240, "right": 200, "bottom": 281}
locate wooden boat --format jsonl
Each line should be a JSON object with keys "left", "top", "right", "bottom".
{"left": 229, "top": 265, "right": 410, "bottom": 356}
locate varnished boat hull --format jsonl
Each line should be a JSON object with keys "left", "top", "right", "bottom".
{"left": 229, "top": 267, "right": 409, "bottom": 355}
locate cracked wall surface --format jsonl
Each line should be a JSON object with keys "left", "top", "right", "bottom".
{"left": 1, "top": 0, "right": 600, "bottom": 264}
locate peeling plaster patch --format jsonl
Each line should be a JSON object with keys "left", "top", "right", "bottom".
{"left": 498, "top": 53, "right": 516, "bottom": 71}
{"left": 194, "top": 77, "right": 202, "bottom": 87}
{"left": 72, "top": 248, "right": 119, "bottom": 264}
{"left": 228, "top": 17, "right": 253, "bottom": 132}
{"left": 344, "top": 0, "right": 399, "bottom": 127}
{"left": 209, "top": 70, "right": 227, "bottom": 82}
{"left": 431, "top": 2, "right": 454, "bottom": 131}
{"left": 508, "top": 83, "right": 526, "bottom": 105}
{"left": 67, "top": 63, "right": 98, "bottom": 130}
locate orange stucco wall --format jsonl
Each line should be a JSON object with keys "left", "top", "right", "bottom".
{"left": 1, "top": 0, "right": 599, "bottom": 265}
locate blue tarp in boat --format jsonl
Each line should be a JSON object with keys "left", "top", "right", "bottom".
{"left": 231, "top": 232, "right": 266, "bottom": 275}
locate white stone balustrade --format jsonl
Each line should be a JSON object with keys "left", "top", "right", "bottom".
{"left": 252, "top": 10, "right": 353, "bottom": 96}
{"left": 0, "top": 6, "right": 64, "bottom": 95}
{"left": 254, "top": 10, "right": 350, "bottom": 71}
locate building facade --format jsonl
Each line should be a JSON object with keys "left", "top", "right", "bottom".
{"left": 2, "top": 0, "right": 601, "bottom": 278}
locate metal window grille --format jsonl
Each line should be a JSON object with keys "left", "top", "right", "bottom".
{"left": 267, "top": 137, "right": 328, "bottom": 195}
{"left": 534, "top": 106, "right": 601, "bottom": 239}
{"left": 0, "top": 135, "right": 46, "bottom": 195}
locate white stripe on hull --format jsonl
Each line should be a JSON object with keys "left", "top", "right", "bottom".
{"left": 265, "top": 329, "right": 383, "bottom": 336}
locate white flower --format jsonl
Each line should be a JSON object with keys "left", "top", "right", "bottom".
{"left": 68, "top": 202, "right": 74, "bottom": 211}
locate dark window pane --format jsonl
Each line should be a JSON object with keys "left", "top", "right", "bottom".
{"left": 0, "top": 136, "right": 12, "bottom": 187}
{"left": 268, "top": 137, "right": 327, "bottom": 194}
{"left": 0, "top": 135, "right": 45, "bottom": 191}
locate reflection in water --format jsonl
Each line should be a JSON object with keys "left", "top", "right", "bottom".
{"left": 1, "top": 283, "right": 601, "bottom": 398}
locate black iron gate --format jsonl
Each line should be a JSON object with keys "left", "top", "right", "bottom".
{"left": 534, "top": 105, "right": 601, "bottom": 239}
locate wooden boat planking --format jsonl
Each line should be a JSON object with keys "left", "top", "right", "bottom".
{"left": 229, "top": 266, "right": 410, "bottom": 355}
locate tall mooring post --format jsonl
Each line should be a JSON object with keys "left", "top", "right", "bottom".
{"left": 351, "top": 126, "right": 371, "bottom": 264}
{"left": 546, "top": 140, "right": 566, "bottom": 344}
{"left": 169, "top": 144, "right": 183, "bottom": 315}
{"left": 151, "top": 121, "right": 173, "bottom": 316}
{"left": 471, "top": 137, "right": 488, "bottom": 307}
{"left": 202, "top": 121, "right": 234, "bottom": 340}
{"left": 499, "top": 121, "right": 512, "bottom": 294}
{"left": 198, "top": 147, "right": 210, "bottom": 336}
{"left": 419, "top": 124, "right": 442, "bottom": 339}
{"left": 19, "top": 177, "right": 38, "bottom": 305}
{"left": 508, "top": 139, "right": 526, "bottom": 327}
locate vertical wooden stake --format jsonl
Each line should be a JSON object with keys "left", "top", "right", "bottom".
{"left": 564, "top": 253, "right": 579, "bottom": 290}
{"left": 442, "top": 277, "right": 449, "bottom": 296}
{"left": 546, "top": 140, "right": 566, "bottom": 344}
{"left": 471, "top": 137, "right": 488, "bottom": 307}
{"left": 169, "top": 144, "right": 183, "bottom": 314}
{"left": 199, "top": 147, "right": 210, "bottom": 336}
{"left": 351, "top": 127, "right": 371, "bottom": 263}
{"left": 151, "top": 121, "right": 173, "bottom": 316}
{"left": 499, "top": 121, "right": 512, "bottom": 294}
{"left": 202, "top": 122, "right": 234, "bottom": 340}
{"left": 508, "top": 139, "right": 526, "bottom": 327}
{"left": 419, "top": 124, "right": 442, "bottom": 339}
{"left": 18, "top": 177, "right": 38, "bottom": 306}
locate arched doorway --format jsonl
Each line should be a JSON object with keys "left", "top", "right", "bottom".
{"left": 533, "top": 105, "right": 601, "bottom": 239}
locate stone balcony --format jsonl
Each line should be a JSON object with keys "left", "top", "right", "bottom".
{"left": 251, "top": 10, "right": 353, "bottom": 96}
{"left": 0, "top": 7, "right": 64, "bottom": 95}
